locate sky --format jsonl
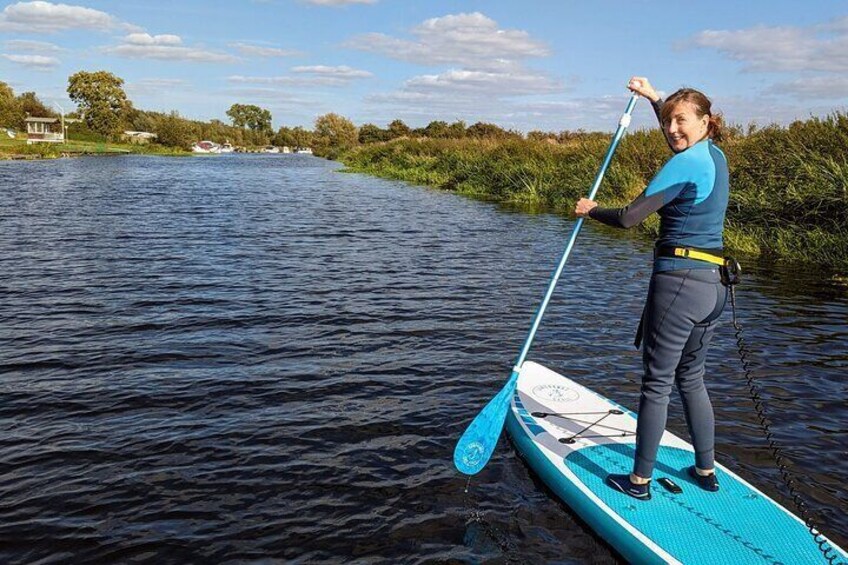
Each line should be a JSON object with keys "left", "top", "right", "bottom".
{"left": 1, "top": 0, "right": 847, "bottom": 132}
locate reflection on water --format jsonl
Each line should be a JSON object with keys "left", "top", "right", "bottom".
{"left": 1, "top": 154, "right": 845, "bottom": 563}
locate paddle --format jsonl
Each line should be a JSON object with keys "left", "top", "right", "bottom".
{"left": 454, "top": 92, "right": 641, "bottom": 476}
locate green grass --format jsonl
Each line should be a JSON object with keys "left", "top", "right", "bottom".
{"left": 341, "top": 113, "right": 848, "bottom": 269}
{"left": 0, "top": 135, "right": 189, "bottom": 158}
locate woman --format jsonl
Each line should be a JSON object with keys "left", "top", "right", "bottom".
{"left": 574, "top": 77, "right": 729, "bottom": 500}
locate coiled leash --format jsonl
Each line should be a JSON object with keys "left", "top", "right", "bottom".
{"left": 722, "top": 258, "right": 845, "bottom": 565}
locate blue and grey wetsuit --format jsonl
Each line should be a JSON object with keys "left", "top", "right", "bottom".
{"left": 588, "top": 115, "right": 730, "bottom": 479}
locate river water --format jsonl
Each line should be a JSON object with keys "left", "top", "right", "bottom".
{"left": 1, "top": 154, "right": 846, "bottom": 563}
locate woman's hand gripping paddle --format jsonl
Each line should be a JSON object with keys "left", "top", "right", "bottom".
{"left": 453, "top": 92, "right": 641, "bottom": 476}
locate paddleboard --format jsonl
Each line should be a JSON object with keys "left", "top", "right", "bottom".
{"left": 506, "top": 361, "right": 848, "bottom": 565}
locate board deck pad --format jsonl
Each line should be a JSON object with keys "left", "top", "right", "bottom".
{"left": 506, "top": 361, "right": 848, "bottom": 565}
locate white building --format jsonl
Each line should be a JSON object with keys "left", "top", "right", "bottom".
{"left": 25, "top": 117, "right": 64, "bottom": 144}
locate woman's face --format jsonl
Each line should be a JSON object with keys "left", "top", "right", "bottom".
{"left": 664, "top": 101, "right": 709, "bottom": 153}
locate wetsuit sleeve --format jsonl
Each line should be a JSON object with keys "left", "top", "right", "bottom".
{"left": 652, "top": 97, "right": 678, "bottom": 152}
{"left": 588, "top": 152, "right": 693, "bottom": 229}
{"left": 651, "top": 98, "right": 663, "bottom": 126}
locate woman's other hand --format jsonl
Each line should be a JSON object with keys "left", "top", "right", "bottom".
{"left": 574, "top": 198, "right": 598, "bottom": 217}
{"left": 628, "top": 76, "right": 660, "bottom": 102}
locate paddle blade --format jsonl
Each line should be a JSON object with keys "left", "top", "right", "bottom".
{"left": 453, "top": 371, "right": 519, "bottom": 475}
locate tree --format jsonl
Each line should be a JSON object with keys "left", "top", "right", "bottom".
{"left": 272, "top": 125, "right": 315, "bottom": 149}
{"left": 67, "top": 70, "right": 129, "bottom": 136}
{"left": 0, "top": 87, "right": 55, "bottom": 131}
{"left": 17, "top": 92, "right": 54, "bottom": 118}
{"left": 527, "top": 130, "right": 557, "bottom": 142}
{"left": 423, "top": 120, "right": 450, "bottom": 139}
{"left": 466, "top": 121, "right": 521, "bottom": 140}
{"left": 0, "top": 81, "right": 21, "bottom": 129}
{"left": 0, "top": 81, "right": 13, "bottom": 104}
{"left": 313, "top": 113, "right": 357, "bottom": 158}
{"left": 290, "top": 126, "right": 313, "bottom": 149}
{"left": 557, "top": 129, "right": 587, "bottom": 143}
{"left": 201, "top": 118, "right": 231, "bottom": 143}
{"left": 358, "top": 123, "right": 389, "bottom": 144}
{"left": 154, "top": 111, "right": 197, "bottom": 148}
{"left": 387, "top": 119, "right": 411, "bottom": 140}
{"left": 447, "top": 120, "right": 466, "bottom": 139}
{"left": 273, "top": 125, "right": 297, "bottom": 148}
{"left": 126, "top": 109, "right": 163, "bottom": 136}
{"left": 226, "top": 103, "right": 272, "bottom": 132}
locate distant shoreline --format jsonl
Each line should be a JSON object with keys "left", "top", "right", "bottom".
{"left": 0, "top": 139, "right": 311, "bottom": 160}
{"left": 0, "top": 137, "right": 189, "bottom": 160}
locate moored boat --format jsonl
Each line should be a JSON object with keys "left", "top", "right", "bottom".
{"left": 191, "top": 140, "right": 221, "bottom": 154}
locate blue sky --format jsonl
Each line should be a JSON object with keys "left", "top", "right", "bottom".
{"left": 1, "top": 0, "right": 846, "bottom": 132}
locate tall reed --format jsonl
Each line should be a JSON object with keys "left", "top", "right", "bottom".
{"left": 342, "top": 113, "right": 848, "bottom": 268}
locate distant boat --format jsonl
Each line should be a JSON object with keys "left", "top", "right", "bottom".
{"left": 220, "top": 142, "right": 234, "bottom": 153}
{"left": 295, "top": 147, "right": 313, "bottom": 154}
{"left": 192, "top": 141, "right": 221, "bottom": 154}
{"left": 262, "top": 145, "right": 280, "bottom": 154}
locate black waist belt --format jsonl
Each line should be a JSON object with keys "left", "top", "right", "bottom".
{"left": 655, "top": 246, "right": 724, "bottom": 266}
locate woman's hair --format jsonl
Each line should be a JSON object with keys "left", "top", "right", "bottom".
{"left": 660, "top": 88, "right": 724, "bottom": 142}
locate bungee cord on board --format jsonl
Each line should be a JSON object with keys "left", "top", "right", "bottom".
{"left": 723, "top": 258, "right": 844, "bottom": 565}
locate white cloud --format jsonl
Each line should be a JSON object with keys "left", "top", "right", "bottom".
{"left": 222, "top": 86, "right": 324, "bottom": 110}
{"left": 364, "top": 82, "right": 562, "bottom": 124}
{"left": 347, "top": 12, "right": 549, "bottom": 69}
{"left": 827, "top": 16, "right": 848, "bottom": 33}
{"left": 362, "top": 66, "right": 560, "bottom": 119}
{"left": 690, "top": 16, "right": 848, "bottom": 105}
{"left": 404, "top": 69, "right": 559, "bottom": 96}
{"left": 228, "top": 75, "right": 344, "bottom": 87}
{"left": 228, "top": 66, "right": 372, "bottom": 87}
{"left": 4, "top": 39, "right": 63, "bottom": 53}
{"left": 769, "top": 76, "right": 848, "bottom": 100}
{"left": 124, "top": 33, "right": 182, "bottom": 46}
{"left": 0, "top": 1, "right": 118, "bottom": 33}
{"left": 127, "top": 78, "right": 190, "bottom": 96}
{"left": 304, "top": 0, "right": 377, "bottom": 5}
{"left": 349, "top": 12, "right": 558, "bottom": 125}
{"left": 291, "top": 65, "right": 372, "bottom": 79}
{"left": 361, "top": 70, "right": 555, "bottom": 126}
{"left": 229, "top": 42, "right": 300, "bottom": 57}
{"left": 711, "top": 94, "right": 845, "bottom": 127}
{"left": 512, "top": 98, "right": 634, "bottom": 124}
{"left": 229, "top": 76, "right": 287, "bottom": 84}
{"left": 107, "top": 33, "right": 239, "bottom": 64}
{"left": 691, "top": 17, "right": 848, "bottom": 73}
{"left": 362, "top": 89, "right": 515, "bottom": 129}
{"left": 1, "top": 53, "right": 60, "bottom": 69}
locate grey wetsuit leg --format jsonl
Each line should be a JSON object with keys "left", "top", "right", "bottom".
{"left": 676, "top": 320, "right": 718, "bottom": 472}
{"left": 633, "top": 268, "right": 726, "bottom": 479}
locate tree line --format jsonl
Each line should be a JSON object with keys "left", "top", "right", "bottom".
{"left": 1, "top": 70, "right": 600, "bottom": 157}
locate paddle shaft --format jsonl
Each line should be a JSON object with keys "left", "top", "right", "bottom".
{"left": 452, "top": 94, "right": 640, "bottom": 476}
{"left": 511, "top": 94, "right": 639, "bottom": 373}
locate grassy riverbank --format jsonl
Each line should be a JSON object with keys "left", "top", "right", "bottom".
{"left": 342, "top": 112, "right": 848, "bottom": 268}
{"left": 0, "top": 136, "right": 188, "bottom": 159}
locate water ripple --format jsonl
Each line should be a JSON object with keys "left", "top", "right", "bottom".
{"left": 1, "top": 154, "right": 846, "bottom": 563}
